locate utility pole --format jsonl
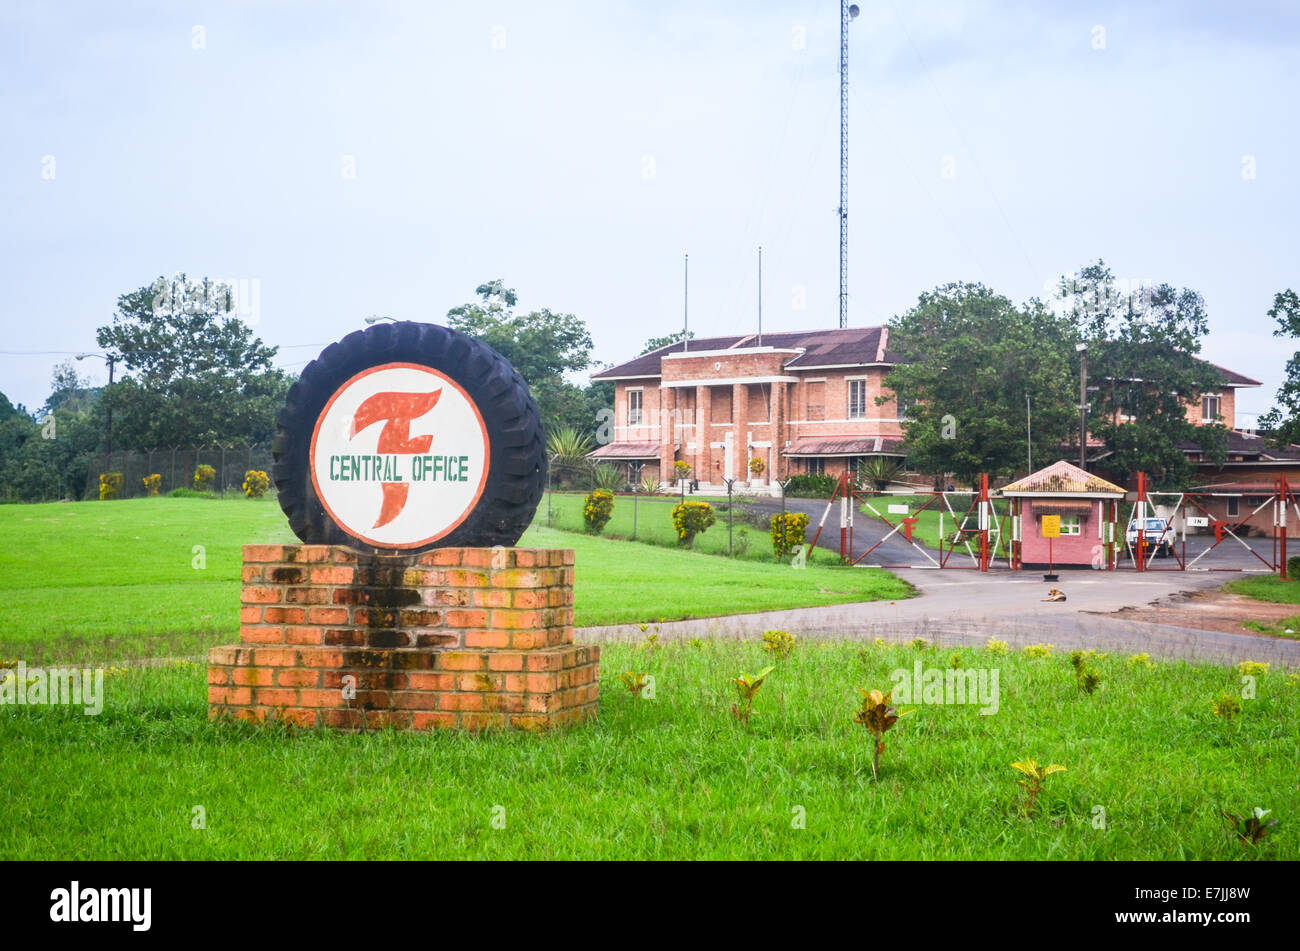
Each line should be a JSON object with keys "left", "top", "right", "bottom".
{"left": 1077, "top": 342, "right": 1088, "bottom": 471}
{"left": 1026, "top": 393, "right": 1032, "bottom": 473}
{"left": 838, "top": 2, "right": 859, "bottom": 329}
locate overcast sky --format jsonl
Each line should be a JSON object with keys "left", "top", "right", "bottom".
{"left": 2, "top": 0, "right": 1296, "bottom": 423}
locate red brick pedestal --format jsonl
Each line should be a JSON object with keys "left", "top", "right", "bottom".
{"left": 207, "top": 545, "right": 599, "bottom": 731}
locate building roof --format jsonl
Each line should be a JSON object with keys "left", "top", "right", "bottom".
{"left": 1000, "top": 460, "right": 1126, "bottom": 497}
{"left": 784, "top": 436, "right": 906, "bottom": 457}
{"left": 591, "top": 327, "right": 894, "bottom": 380}
{"left": 1179, "top": 429, "right": 1300, "bottom": 462}
{"left": 588, "top": 441, "right": 659, "bottom": 460}
{"left": 1210, "top": 363, "right": 1262, "bottom": 388}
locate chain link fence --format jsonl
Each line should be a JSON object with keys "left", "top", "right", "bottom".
{"left": 81, "top": 445, "right": 274, "bottom": 499}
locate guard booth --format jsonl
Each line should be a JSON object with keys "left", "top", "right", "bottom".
{"left": 1000, "top": 460, "right": 1126, "bottom": 570}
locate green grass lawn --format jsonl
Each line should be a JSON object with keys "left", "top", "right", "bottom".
{"left": 0, "top": 496, "right": 911, "bottom": 663}
{"left": 2, "top": 639, "right": 1295, "bottom": 859}
{"left": 1224, "top": 574, "right": 1300, "bottom": 604}
{"left": 1224, "top": 575, "right": 1300, "bottom": 640}
{"left": 541, "top": 490, "right": 846, "bottom": 565}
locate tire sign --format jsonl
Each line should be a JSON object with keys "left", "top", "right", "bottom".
{"left": 272, "top": 321, "right": 546, "bottom": 553}
{"left": 309, "top": 363, "right": 490, "bottom": 549}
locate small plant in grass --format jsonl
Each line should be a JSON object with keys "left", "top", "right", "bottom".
{"left": 761, "top": 629, "right": 796, "bottom": 660}
{"left": 193, "top": 464, "right": 216, "bottom": 492}
{"left": 1010, "top": 759, "right": 1066, "bottom": 818}
{"left": 242, "top": 469, "right": 270, "bottom": 498}
{"left": 1127, "top": 652, "right": 1155, "bottom": 669}
{"left": 1288, "top": 672, "right": 1300, "bottom": 689}
{"left": 949, "top": 652, "right": 963, "bottom": 669}
{"left": 1024, "top": 643, "right": 1053, "bottom": 659}
{"left": 853, "top": 689, "right": 912, "bottom": 781}
{"left": 689, "top": 637, "right": 706, "bottom": 650}
{"left": 984, "top": 638, "right": 1009, "bottom": 655}
{"left": 619, "top": 671, "right": 651, "bottom": 696}
{"left": 141, "top": 473, "right": 162, "bottom": 496}
{"left": 1221, "top": 807, "right": 1278, "bottom": 847}
{"left": 582, "top": 489, "right": 614, "bottom": 534}
{"left": 1212, "top": 693, "right": 1242, "bottom": 720}
{"left": 1237, "top": 660, "right": 1269, "bottom": 678}
{"left": 735, "top": 527, "right": 750, "bottom": 555}
{"left": 98, "top": 472, "right": 123, "bottom": 500}
{"left": 671, "top": 501, "right": 716, "bottom": 547}
{"left": 769, "top": 511, "right": 810, "bottom": 557}
{"left": 731, "top": 666, "right": 775, "bottom": 731}
{"left": 640, "top": 631, "right": 660, "bottom": 651}
{"left": 1069, "top": 650, "right": 1103, "bottom": 694}
{"left": 908, "top": 637, "right": 928, "bottom": 650}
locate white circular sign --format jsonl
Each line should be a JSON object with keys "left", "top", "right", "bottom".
{"left": 309, "top": 362, "right": 490, "bottom": 549}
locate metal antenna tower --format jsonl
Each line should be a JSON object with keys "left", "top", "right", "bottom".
{"left": 839, "top": 2, "right": 859, "bottom": 329}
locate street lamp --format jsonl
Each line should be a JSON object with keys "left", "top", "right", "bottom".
{"left": 1076, "top": 342, "right": 1088, "bottom": 471}
{"left": 76, "top": 352, "right": 116, "bottom": 470}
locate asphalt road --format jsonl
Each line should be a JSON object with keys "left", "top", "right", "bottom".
{"left": 583, "top": 495, "right": 1299, "bottom": 666}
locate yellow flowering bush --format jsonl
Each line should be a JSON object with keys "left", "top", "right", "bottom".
{"left": 1023, "top": 643, "right": 1053, "bottom": 659}
{"left": 748, "top": 457, "right": 765, "bottom": 476}
{"left": 761, "top": 629, "right": 796, "bottom": 659}
{"left": 141, "top": 473, "right": 162, "bottom": 496}
{"left": 98, "top": 472, "right": 123, "bottom": 500}
{"left": 770, "top": 511, "right": 810, "bottom": 557}
{"left": 1237, "top": 661, "right": 1269, "bottom": 678}
{"left": 985, "top": 638, "right": 1009, "bottom": 655}
{"left": 582, "top": 489, "right": 614, "bottom": 534}
{"left": 671, "top": 500, "right": 715, "bottom": 547}
{"left": 242, "top": 469, "right": 271, "bottom": 498}
{"left": 193, "top": 464, "right": 216, "bottom": 492}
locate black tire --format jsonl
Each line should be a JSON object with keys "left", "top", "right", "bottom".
{"left": 271, "top": 321, "right": 546, "bottom": 553}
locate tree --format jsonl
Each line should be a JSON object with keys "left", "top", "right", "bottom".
{"left": 95, "top": 273, "right": 292, "bottom": 448}
{"left": 883, "top": 282, "right": 1077, "bottom": 485}
{"left": 446, "top": 280, "right": 598, "bottom": 436}
{"left": 1060, "top": 261, "right": 1228, "bottom": 487}
{"left": 641, "top": 330, "right": 694, "bottom": 354}
{"left": 1257, "top": 289, "right": 1300, "bottom": 447}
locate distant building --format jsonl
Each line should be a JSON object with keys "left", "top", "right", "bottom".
{"left": 590, "top": 328, "right": 902, "bottom": 493}
{"left": 590, "top": 325, "right": 1278, "bottom": 494}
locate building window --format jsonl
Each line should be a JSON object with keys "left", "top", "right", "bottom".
{"left": 1044, "top": 514, "right": 1082, "bottom": 536}
{"left": 628, "top": 389, "right": 643, "bottom": 426}
{"left": 848, "top": 379, "right": 867, "bottom": 419}
{"left": 1226, "top": 497, "right": 1240, "bottom": 517}
{"left": 807, "top": 457, "right": 825, "bottom": 475}
{"left": 1201, "top": 394, "right": 1221, "bottom": 423}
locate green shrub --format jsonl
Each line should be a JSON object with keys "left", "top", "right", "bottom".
{"left": 782, "top": 473, "right": 838, "bottom": 498}
{"left": 583, "top": 489, "right": 615, "bottom": 534}
{"left": 1287, "top": 556, "right": 1300, "bottom": 580}
{"left": 770, "top": 511, "right": 810, "bottom": 557}
{"left": 671, "top": 500, "right": 716, "bottom": 547}
{"left": 98, "top": 472, "right": 123, "bottom": 501}
{"left": 242, "top": 470, "right": 270, "bottom": 498}
{"left": 193, "top": 465, "right": 216, "bottom": 492}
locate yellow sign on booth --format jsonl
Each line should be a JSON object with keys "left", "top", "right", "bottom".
{"left": 1040, "top": 515, "right": 1061, "bottom": 538}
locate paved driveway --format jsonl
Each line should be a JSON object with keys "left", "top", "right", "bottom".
{"left": 584, "top": 500, "right": 1300, "bottom": 666}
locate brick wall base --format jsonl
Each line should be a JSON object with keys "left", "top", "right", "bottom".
{"left": 207, "top": 545, "right": 599, "bottom": 731}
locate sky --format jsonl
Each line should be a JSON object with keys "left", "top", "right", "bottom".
{"left": 1, "top": 0, "right": 1296, "bottom": 424}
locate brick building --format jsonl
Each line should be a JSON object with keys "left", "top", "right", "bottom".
{"left": 590, "top": 328, "right": 904, "bottom": 494}
{"left": 589, "top": 326, "right": 1273, "bottom": 496}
